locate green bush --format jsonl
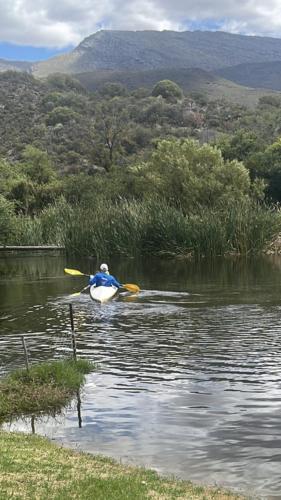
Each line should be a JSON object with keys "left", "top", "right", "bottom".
{"left": 0, "top": 195, "right": 17, "bottom": 244}
{"left": 46, "top": 106, "right": 81, "bottom": 126}
{"left": 152, "top": 80, "right": 183, "bottom": 102}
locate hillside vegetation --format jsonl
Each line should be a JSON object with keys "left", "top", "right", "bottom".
{"left": 1, "top": 71, "right": 281, "bottom": 257}
{"left": 76, "top": 67, "right": 278, "bottom": 107}
{"left": 1, "top": 70, "right": 281, "bottom": 168}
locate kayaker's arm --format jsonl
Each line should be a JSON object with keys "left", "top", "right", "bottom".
{"left": 89, "top": 274, "right": 97, "bottom": 286}
{"left": 111, "top": 276, "right": 122, "bottom": 288}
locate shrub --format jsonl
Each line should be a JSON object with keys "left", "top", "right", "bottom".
{"left": 0, "top": 195, "right": 17, "bottom": 244}
{"left": 152, "top": 80, "right": 183, "bottom": 102}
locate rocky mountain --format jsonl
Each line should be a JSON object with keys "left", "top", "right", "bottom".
{"left": 32, "top": 30, "right": 281, "bottom": 78}
{"left": 2, "top": 30, "right": 281, "bottom": 94}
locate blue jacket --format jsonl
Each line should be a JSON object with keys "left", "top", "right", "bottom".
{"left": 89, "top": 272, "right": 121, "bottom": 288}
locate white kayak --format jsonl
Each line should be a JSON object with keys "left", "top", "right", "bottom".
{"left": 89, "top": 285, "right": 118, "bottom": 303}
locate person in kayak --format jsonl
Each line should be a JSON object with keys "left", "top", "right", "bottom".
{"left": 89, "top": 263, "right": 121, "bottom": 288}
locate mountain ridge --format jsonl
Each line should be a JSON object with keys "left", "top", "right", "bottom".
{"left": 2, "top": 30, "right": 281, "bottom": 93}
{"left": 32, "top": 30, "right": 281, "bottom": 77}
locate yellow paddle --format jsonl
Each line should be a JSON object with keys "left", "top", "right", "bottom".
{"left": 64, "top": 268, "right": 140, "bottom": 294}
{"left": 71, "top": 286, "right": 90, "bottom": 297}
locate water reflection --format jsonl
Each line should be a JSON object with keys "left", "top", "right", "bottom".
{"left": 1, "top": 254, "right": 281, "bottom": 497}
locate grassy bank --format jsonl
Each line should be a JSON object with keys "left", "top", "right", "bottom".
{"left": 0, "top": 359, "right": 93, "bottom": 423}
{"left": 0, "top": 360, "right": 245, "bottom": 498}
{"left": 0, "top": 431, "right": 244, "bottom": 500}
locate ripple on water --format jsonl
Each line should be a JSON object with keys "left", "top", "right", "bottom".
{"left": 1, "top": 282, "right": 281, "bottom": 498}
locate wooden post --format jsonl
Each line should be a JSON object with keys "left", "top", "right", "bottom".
{"left": 31, "top": 415, "right": 35, "bottom": 434}
{"left": 69, "top": 304, "right": 77, "bottom": 360}
{"left": 21, "top": 335, "right": 30, "bottom": 372}
{"left": 77, "top": 390, "right": 82, "bottom": 428}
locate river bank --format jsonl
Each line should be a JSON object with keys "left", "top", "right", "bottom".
{"left": 2, "top": 255, "right": 280, "bottom": 496}
{"left": 0, "top": 431, "right": 244, "bottom": 499}
{"left": 0, "top": 360, "right": 244, "bottom": 499}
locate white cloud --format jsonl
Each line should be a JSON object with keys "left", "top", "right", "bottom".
{"left": 1, "top": 0, "right": 281, "bottom": 48}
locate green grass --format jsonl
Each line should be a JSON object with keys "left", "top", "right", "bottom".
{"left": 0, "top": 431, "right": 245, "bottom": 500}
{"left": 0, "top": 360, "right": 245, "bottom": 499}
{"left": 0, "top": 359, "right": 93, "bottom": 423}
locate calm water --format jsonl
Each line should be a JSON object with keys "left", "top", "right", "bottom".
{"left": 1, "top": 253, "right": 281, "bottom": 498}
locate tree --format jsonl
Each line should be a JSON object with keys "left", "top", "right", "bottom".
{"left": 46, "top": 73, "right": 84, "bottom": 92}
{"left": 15, "top": 146, "right": 63, "bottom": 214}
{"left": 0, "top": 195, "right": 16, "bottom": 244}
{"left": 131, "top": 139, "right": 253, "bottom": 212}
{"left": 151, "top": 80, "right": 183, "bottom": 102}
{"left": 94, "top": 99, "right": 129, "bottom": 170}
{"left": 131, "top": 87, "right": 150, "bottom": 99}
{"left": 0, "top": 159, "right": 23, "bottom": 197}
{"left": 9, "top": 178, "right": 36, "bottom": 214}
{"left": 41, "top": 91, "right": 87, "bottom": 113}
{"left": 46, "top": 106, "right": 81, "bottom": 126}
{"left": 0, "top": 159, "right": 35, "bottom": 214}
{"left": 248, "top": 137, "right": 281, "bottom": 202}
{"left": 217, "top": 130, "right": 262, "bottom": 162}
{"left": 21, "top": 146, "right": 57, "bottom": 185}
{"left": 100, "top": 82, "right": 127, "bottom": 97}
{"left": 258, "top": 95, "right": 281, "bottom": 108}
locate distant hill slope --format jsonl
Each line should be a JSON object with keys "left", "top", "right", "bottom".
{"left": 76, "top": 67, "right": 281, "bottom": 108}
{"left": 0, "top": 59, "right": 32, "bottom": 72}
{"left": 0, "top": 71, "right": 47, "bottom": 159}
{"left": 76, "top": 67, "right": 217, "bottom": 91}
{"left": 216, "top": 61, "right": 281, "bottom": 91}
{"left": 33, "top": 30, "right": 281, "bottom": 77}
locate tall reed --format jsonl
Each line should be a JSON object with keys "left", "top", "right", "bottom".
{"left": 9, "top": 197, "right": 281, "bottom": 258}
{"left": 61, "top": 198, "right": 281, "bottom": 258}
{"left": 13, "top": 216, "right": 44, "bottom": 245}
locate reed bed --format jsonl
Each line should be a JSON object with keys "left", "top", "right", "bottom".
{"left": 8, "top": 198, "right": 281, "bottom": 258}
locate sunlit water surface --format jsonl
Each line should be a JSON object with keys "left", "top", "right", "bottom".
{"left": 1, "top": 253, "right": 281, "bottom": 499}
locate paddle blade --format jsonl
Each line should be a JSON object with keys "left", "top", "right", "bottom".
{"left": 64, "top": 268, "right": 85, "bottom": 276}
{"left": 123, "top": 283, "right": 140, "bottom": 293}
{"left": 71, "top": 285, "right": 90, "bottom": 297}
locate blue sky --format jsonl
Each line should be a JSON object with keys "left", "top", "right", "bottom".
{"left": 1, "top": 0, "right": 281, "bottom": 61}
{"left": 0, "top": 42, "right": 73, "bottom": 62}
